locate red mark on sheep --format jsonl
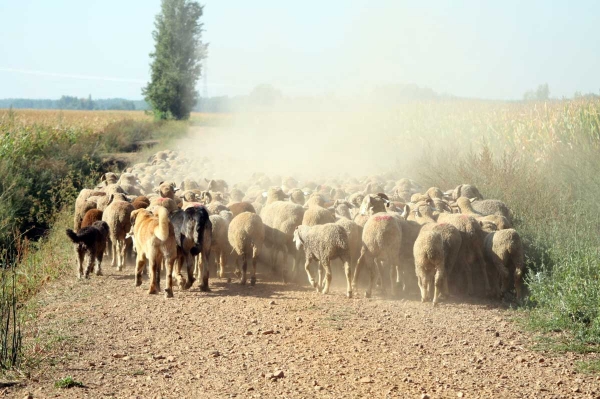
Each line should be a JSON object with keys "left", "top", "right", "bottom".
{"left": 374, "top": 215, "right": 392, "bottom": 221}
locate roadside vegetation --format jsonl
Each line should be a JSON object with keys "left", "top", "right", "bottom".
{"left": 0, "top": 109, "right": 189, "bottom": 375}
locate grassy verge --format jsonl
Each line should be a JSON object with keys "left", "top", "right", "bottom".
{"left": 0, "top": 109, "right": 190, "bottom": 375}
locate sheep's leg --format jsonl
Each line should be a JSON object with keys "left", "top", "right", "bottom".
{"left": 217, "top": 249, "right": 224, "bottom": 279}
{"left": 491, "top": 255, "right": 510, "bottom": 294}
{"left": 281, "top": 245, "right": 289, "bottom": 283}
{"left": 240, "top": 253, "right": 248, "bottom": 285}
{"left": 375, "top": 259, "right": 388, "bottom": 297}
{"left": 474, "top": 247, "right": 491, "bottom": 295}
{"left": 433, "top": 267, "right": 445, "bottom": 306}
{"left": 343, "top": 259, "right": 352, "bottom": 298}
{"left": 366, "top": 257, "right": 376, "bottom": 299}
{"left": 321, "top": 259, "right": 332, "bottom": 295}
{"left": 317, "top": 262, "right": 323, "bottom": 291}
{"left": 417, "top": 274, "right": 427, "bottom": 302}
{"left": 135, "top": 254, "right": 146, "bottom": 287}
{"left": 250, "top": 245, "right": 259, "bottom": 286}
{"left": 304, "top": 256, "right": 316, "bottom": 288}
{"left": 389, "top": 262, "right": 397, "bottom": 297}
{"left": 119, "top": 238, "right": 127, "bottom": 271}
{"left": 514, "top": 267, "right": 523, "bottom": 300}
{"left": 111, "top": 239, "right": 118, "bottom": 269}
{"left": 199, "top": 250, "right": 211, "bottom": 292}
{"left": 352, "top": 247, "right": 367, "bottom": 293}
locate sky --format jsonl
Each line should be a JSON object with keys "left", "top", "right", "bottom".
{"left": 0, "top": 0, "right": 599, "bottom": 100}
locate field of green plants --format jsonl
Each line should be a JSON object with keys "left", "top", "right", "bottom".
{"left": 0, "top": 100, "right": 599, "bottom": 373}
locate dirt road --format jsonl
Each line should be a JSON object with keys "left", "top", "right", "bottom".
{"left": 9, "top": 267, "right": 600, "bottom": 399}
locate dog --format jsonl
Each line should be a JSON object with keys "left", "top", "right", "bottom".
{"left": 130, "top": 207, "right": 178, "bottom": 297}
{"left": 66, "top": 221, "right": 110, "bottom": 279}
{"left": 169, "top": 205, "right": 212, "bottom": 291}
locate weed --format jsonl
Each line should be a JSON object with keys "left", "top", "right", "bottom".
{"left": 54, "top": 376, "right": 84, "bottom": 389}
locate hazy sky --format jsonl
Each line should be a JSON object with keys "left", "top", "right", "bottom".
{"left": 0, "top": 0, "right": 598, "bottom": 100}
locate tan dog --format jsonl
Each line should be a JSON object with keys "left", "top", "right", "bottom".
{"left": 130, "top": 207, "right": 178, "bottom": 297}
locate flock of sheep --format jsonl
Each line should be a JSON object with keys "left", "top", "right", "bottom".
{"left": 68, "top": 149, "right": 525, "bottom": 305}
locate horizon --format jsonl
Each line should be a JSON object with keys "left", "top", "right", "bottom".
{"left": 1, "top": 1, "right": 599, "bottom": 101}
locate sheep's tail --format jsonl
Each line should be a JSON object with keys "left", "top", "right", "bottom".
{"left": 66, "top": 229, "right": 81, "bottom": 244}
{"left": 154, "top": 206, "right": 170, "bottom": 241}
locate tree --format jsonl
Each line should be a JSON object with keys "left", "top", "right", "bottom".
{"left": 523, "top": 83, "right": 550, "bottom": 102}
{"left": 142, "top": 0, "right": 207, "bottom": 120}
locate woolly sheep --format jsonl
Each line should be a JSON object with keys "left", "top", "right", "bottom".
{"left": 420, "top": 222, "right": 462, "bottom": 298}
{"left": 228, "top": 212, "right": 265, "bottom": 285}
{"left": 266, "top": 187, "right": 288, "bottom": 205}
{"left": 227, "top": 202, "right": 256, "bottom": 218}
{"left": 81, "top": 209, "right": 103, "bottom": 229}
{"left": 289, "top": 188, "right": 306, "bottom": 206}
{"left": 260, "top": 201, "right": 304, "bottom": 282}
{"left": 353, "top": 213, "right": 403, "bottom": 298}
{"left": 74, "top": 189, "right": 104, "bottom": 230}
{"left": 484, "top": 228, "right": 524, "bottom": 299}
{"left": 102, "top": 197, "right": 134, "bottom": 271}
{"left": 302, "top": 206, "right": 336, "bottom": 226}
{"left": 294, "top": 224, "right": 352, "bottom": 297}
{"left": 413, "top": 229, "right": 445, "bottom": 305}
{"left": 450, "top": 184, "right": 483, "bottom": 201}
{"left": 209, "top": 212, "right": 231, "bottom": 279}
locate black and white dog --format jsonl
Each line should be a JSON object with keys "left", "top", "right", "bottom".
{"left": 169, "top": 205, "right": 212, "bottom": 291}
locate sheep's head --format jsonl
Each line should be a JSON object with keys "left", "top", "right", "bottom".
{"left": 289, "top": 188, "right": 306, "bottom": 205}
{"left": 181, "top": 191, "right": 197, "bottom": 202}
{"left": 229, "top": 188, "right": 245, "bottom": 202}
{"left": 426, "top": 187, "right": 444, "bottom": 200}
{"left": 456, "top": 197, "right": 475, "bottom": 213}
{"left": 155, "top": 181, "right": 178, "bottom": 199}
{"left": 479, "top": 220, "right": 498, "bottom": 233}
{"left": 333, "top": 199, "right": 353, "bottom": 220}
{"left": 199, "top": 190, "right": 212, "bottom": 204}
{"left": 266, "top": 187, "right": 288, "bottom": 203}
{"left": 359, "top": 194, "right": 388, "bottom": 216}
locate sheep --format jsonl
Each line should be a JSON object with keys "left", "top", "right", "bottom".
{"left": 148, "top": 197, "right": 179, "bottom": 214}
{"left": 436, "top": 213, "right": 491, "bottom": 296}
{"left": 484, "top": 229, "right": 524, "bottom": 299}
{"left": 155, "top": 181, "right": 178, "bottom": 199}
{"left": 73, "top": 189, "right": 104, "bottom": 230}
{"left": 209, "top": 211, "right": 231, "bottom": 279}
{"left": 228, "top": 212, "right": 265, "bottom": 285}
{"left": 100, "top": 183, "right": 127, "bottom": 196}
{"left": 96, "top": 192, "right": 128, "bottom": 212}
{"left": 227, "top": 202, "right": 256, "bottom": 218}
{"left": 260, "top": 201, "right": 304, "bottom": 282}
{"left": 397, "top": 218, "right": 422, "bottom": 294}
{"left": 98, "top": 172, "right": 118, "bottom": 187}
{"left": 304, "top": 193, "right": 326, "bottom": 208}
{"left": 471, "top": 199, "right": 513, "bottom": 224}
{"left": 335, "top": 218, "right": 362, "bottom": 282}
{"left": 426, "top": 187, "right": 444, "bottom": 200}
{"left": 80, "top": 209, "right": 103, "bottom": 229}
{"left": 266, "top": 186, "right": 288, "bottom": 205}
{"left": 118, "top": 173, "right": 143, "bottom": 195}
{"left": 347, "top": 192, "right": 365, "bottom": 209}
{"left": 132, "top": 196, "right": 150, "bottom": 210}
{"left": 289, "top": 188, "right": 306, "bottom": 206}
{"left": 352, "top": 213, "right": 403, "bottom": 298}
{"left": 101, "top": 194, "right": 135, "bottom": 271}
{"left": 420, "top": 222, "right": 462, "bottom": 298}
{"left": 228, "top": 188, "right": 245, "bottom": 203}
{"left": 358, "top": 193, "right": 389, "bottom": 216}
{"left": 331, "top": 199, "right": 353, "bottom": 220}
{"left": 455, "top": 197, "right": 513, "bottom": 229}
{"left": 293, "top": 224, "right": 352, "bottom": 297}
{"left": 302, "top": 206, "right": 336, "bottom": 226}
{"left": 205, "top": 178, "right": 228, "bottom": 193}
{"left": 413, "top": 229, "right": 445, "bottom": 305}
{"left": 450, "top": 184, "right": 483, "bottom": 201}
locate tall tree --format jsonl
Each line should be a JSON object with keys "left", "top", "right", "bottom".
{"left": 143, "top": 0, "right": 207, "bottom": 120}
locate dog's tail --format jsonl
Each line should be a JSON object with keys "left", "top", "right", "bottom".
{"left": 154, "top": 206, "right": 170, "bottom": 241}
{"left": 66, "top": 229, "right": 81, "bottom": 244}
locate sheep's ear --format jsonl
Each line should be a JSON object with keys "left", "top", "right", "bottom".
{"left": 469, "top": 197, "right": 476, "bottom": 203}
{"left": 415, "top": 208, "right": 422, "bottom": 217}
{"left": 262, "top": 192, "right": 268, "bottom": 198}
{"left": 158, "top": 181, "right": 165, "bottom": 186}
{"left": 100, "top": 174, "right": 107, "bottom": 182}
{"left": 174, "top": 187, "right": 180, "bottom": 192}
{"left": 401, "top": 205, "right": 410, "bottom": 219}
{"left": 107, "top": 194, "right": 115, "bottom": 205}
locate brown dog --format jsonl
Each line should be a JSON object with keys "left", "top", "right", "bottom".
{"left": 66, "top": 221, "right": 110, "bottom": 279}
{"left": 130, "top": 207, "right": 178, "bottom": 297}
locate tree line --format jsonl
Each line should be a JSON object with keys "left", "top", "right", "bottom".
{"left": 0, "top": 96, "right": 147, "bottom": 111}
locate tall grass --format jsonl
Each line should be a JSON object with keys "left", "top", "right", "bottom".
{"left": 408, "top": 100, "right": 600, "bottom": 348}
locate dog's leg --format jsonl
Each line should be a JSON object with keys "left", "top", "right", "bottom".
{"left": 164, "top": 255, "right": 175, "bottom": 298}
{"left": 95, "top": 249, "right": 104, "bottom": 276}
{"left": 184, "top": 254, "right": 195, "bottom": 290}
{"left": 135, "top": 254, "right": 145, "bottom": 287}
{"left": 148, "top": 257, "right": 159, "bottom": 295}
{"left": 199, "top": 250, "right": 211, "bottom": 292}
{"left": 76, "top": 246, "right": 85, "bottom": 279}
